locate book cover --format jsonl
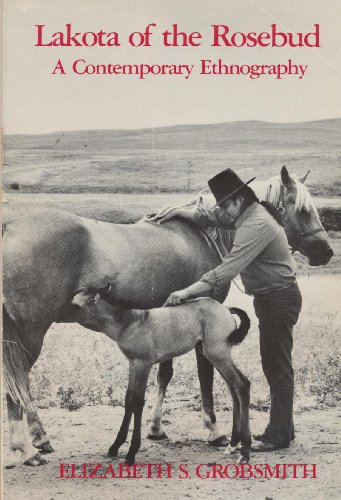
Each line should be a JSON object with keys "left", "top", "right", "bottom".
{"left": 2, "top": 1, "right": 340, "bottom": 499}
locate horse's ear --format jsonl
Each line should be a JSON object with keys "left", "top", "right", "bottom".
{"left": 299, "top": 170, "right": 311, "bottom": 184}
{"left": 281, "top": 165, "right": 293, "bottom": 187}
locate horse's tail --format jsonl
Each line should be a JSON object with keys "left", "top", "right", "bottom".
{"left": 2, "top": 305, "right": 33, "bottom": 411}
{"left": 227, "top": 307, "right": 251, "bottom": 346}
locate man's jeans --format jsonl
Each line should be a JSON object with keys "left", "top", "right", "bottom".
{"left": 254, "top": 282, "right": 302, "bottom": 447}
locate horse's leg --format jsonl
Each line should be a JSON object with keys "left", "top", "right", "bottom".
{"left": 6, "top": 395, "right": 47, "bottom": 466}
{"left": 147, "top": 360, "right": 173, "bottom": 440}
{"left": 235, "top": 366, "right": 251, "bottom": 463}
{"left": 22, "top": 333, "right": 54, "bottom": 453}
{"left": 125, "top": 361, "right": 151, "bottom": 465}
{"left": 195, "top": 347, "right": 228, "bottom": 446}
{"left": 108, "top": 364, "right": 134, "bottom": 458}
{"left": 3, "top": 310, "right": 50, "bottom": 465}
{"left": 214, "top": 360, "right": 251, "bottom": 463}
{"left": 27, "top": 400, "right": 54, "bottom": 454}
{"left": 224, "top": 385, "right": 241, "bottom": 453}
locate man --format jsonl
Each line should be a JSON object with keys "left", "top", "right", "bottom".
{"left": 159, "top": 168, "right": 302, "bottom": 451}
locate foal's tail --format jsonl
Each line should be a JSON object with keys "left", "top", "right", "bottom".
{"left": 2, "top": 305, "right": 33, "bottom": 411}
{"left": 227, "top": 307, "right": 251, "bottom": 345}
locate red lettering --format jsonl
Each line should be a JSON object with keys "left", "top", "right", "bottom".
{"left": 107, "top": 32, "right": 120, "bottom": 46}
{"left": 213, "top": 463, "right": 225, "bottom": 478}
{"left": 271, "top": 24, "right": 288, "bottom": 47}
{"left": 103, "top": 464, "right": 116, "bottom": 478}
{"left": 211, "top": 24, "right": 232, "bottom": 46}
{"left": 132, "top": 464, "right": 144, "bottom": 478}
{"left": 35, "top": 24, "right": 52, "bottom": 46}
{"left": 156, "top": 463, "right": 173, "bottom": 478}
{"left": 119, "top": 463, "right": 131, "bottom": 478}
{"left": 195, "top": 464, "right": 209, "bottom": 479}
{"left": 70, "top": 464, "right": 84, "bottom": 479}
{"left": 224, "top": 464, "right": 239, "bottom": 479}
{"left": 178, "top": 464, "right": 190, "bottom": 479}
{"left": 287, "top": 464, "right": 300, "bottom": 478}
{"left": 65, "top": 23, "right": 82, "bottom": 46}
{"left": 82, "top": 32, "right": 97, "bottom": 47}
{"left": 304, "top": 25, "right": 320, "bottom": 47}
{"left": 257, "top": 32, "right": 271, "bottom": 47}
{"left": 89, "top": 463, "right": 104, "bottom": 478}
{"left": 59, "top": 463, "right": 72, "bottom": 478}
{"left": 231, "top": 32, "right": 247, "bottom": 47}
{"left": 303, "top": 464, "right": 317, "bottom": 478}
{"left": 239, "top": 463, "right": 254, "bottom": 479}
{"left": 52, "top": 59, "right": 66, "bottom": 75}
{"left": 263, "top": 464, "right": 281, "bottom": 478}
{"left": 253, "top": 464, "right": 265, "bottom": 478}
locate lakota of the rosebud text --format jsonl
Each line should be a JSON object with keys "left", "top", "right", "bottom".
{"left": 35, "top": 23, "right": 320, "bottom": 48}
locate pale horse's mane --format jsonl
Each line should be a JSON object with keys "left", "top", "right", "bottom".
{"left": 252, "top": 174, "right": 312, "bottom": 213}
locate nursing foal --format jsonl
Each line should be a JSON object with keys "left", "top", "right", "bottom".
{"left": 72, "top": 287, "right": 251, "bottom": 464}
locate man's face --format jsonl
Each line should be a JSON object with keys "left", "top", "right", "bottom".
{"left": 219, "top": 196, "right": 243, "bottom": 222}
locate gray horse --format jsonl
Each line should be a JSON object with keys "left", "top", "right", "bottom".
{"left": 3, "top": 166, "right": 333, "bottom": 465}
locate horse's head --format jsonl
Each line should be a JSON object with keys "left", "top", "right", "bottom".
{"left": 276, "top": 166, "right": 333, "bottom": 266}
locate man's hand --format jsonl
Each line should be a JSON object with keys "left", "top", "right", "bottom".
{"left": 163, "top": 289, "right": 189, "bottom": 307}
{"left": 152, "top": 208, "right": 179, "bottom": 224}
{"left": 157, "top": 207, "right": 196, "bottom": 224}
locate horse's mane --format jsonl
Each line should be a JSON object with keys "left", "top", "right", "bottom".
{"left": 255, "top": 175, "right": 312, "bottom": 213}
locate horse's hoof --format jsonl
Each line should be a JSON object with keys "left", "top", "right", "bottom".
{"left": 4, "top": 460, "right": 17, "bottom": 469}
{"left": 147, "top": 431, "right": 168, "bottom": 440}
{"left": 24, "top": 452, "right": 47, "bottom": 466}
{"left": 237, "top": 455, "right": 250, "bottom": 465}
{"left": 209, "top": 435, "right": 229, "bottom": 447}
{"left": 37, "top": 441, "right": 54, "bottom": 454}
{"left": 108, "top": 447, "right": 118, "bottom": 458}
{"left": 124, "top": 455, "right": 135, "bottom": 465}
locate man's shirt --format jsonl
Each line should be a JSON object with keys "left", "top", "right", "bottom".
{"left": 194, "top": 202, "right": 297, "bottom": 296}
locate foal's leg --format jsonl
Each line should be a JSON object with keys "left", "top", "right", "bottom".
{"left": 196, "top": 347, "right": 228, "bottom": 446}
{"left": 125, "top": 361, "right": 152, "bottom": 465}
{"left": 220, "top": 363, "right": 251, "bottom": 463}
{"left": 6, "top": 395, "right": 47, "bottom": 466}
{"left": 224, "top": 385, "right": 241, "bottom": 453}
{"left": 108, "top": 364, "right": 135, "bottom": 458}
{"left": 147, "top": 360, "right": 173, "bottom": 440}
{"left": 235, "top": 366, "right": 251, "bottom": 463}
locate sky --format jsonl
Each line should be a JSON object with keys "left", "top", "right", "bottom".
{"left": 3, "top": 0, "right": 341, "bottom": 134}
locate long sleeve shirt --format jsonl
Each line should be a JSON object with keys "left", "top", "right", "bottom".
{"left": 193, "top": 202, "right": 297, "bottom": 296}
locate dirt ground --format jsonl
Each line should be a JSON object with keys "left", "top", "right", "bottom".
{"left": 2, "top": 404, "right": 340, "bottom": 500}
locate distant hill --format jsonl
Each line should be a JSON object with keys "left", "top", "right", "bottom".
{"left": 3, "top": 119, "right": 341, "bottom": 196}
{"left": 5, "top": 119, "right": 341, "bottom": 152}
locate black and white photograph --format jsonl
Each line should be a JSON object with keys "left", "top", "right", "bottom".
{"left": 2, "top": 1, "right": 340, "bottom": 499}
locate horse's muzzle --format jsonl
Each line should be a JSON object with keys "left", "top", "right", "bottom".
{"left": 308, "top": 246, "right": 334, "bottom": 266}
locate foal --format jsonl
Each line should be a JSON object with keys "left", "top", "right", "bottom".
{"left": 72, "top": 287, "right": 251, "bottom": 464}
